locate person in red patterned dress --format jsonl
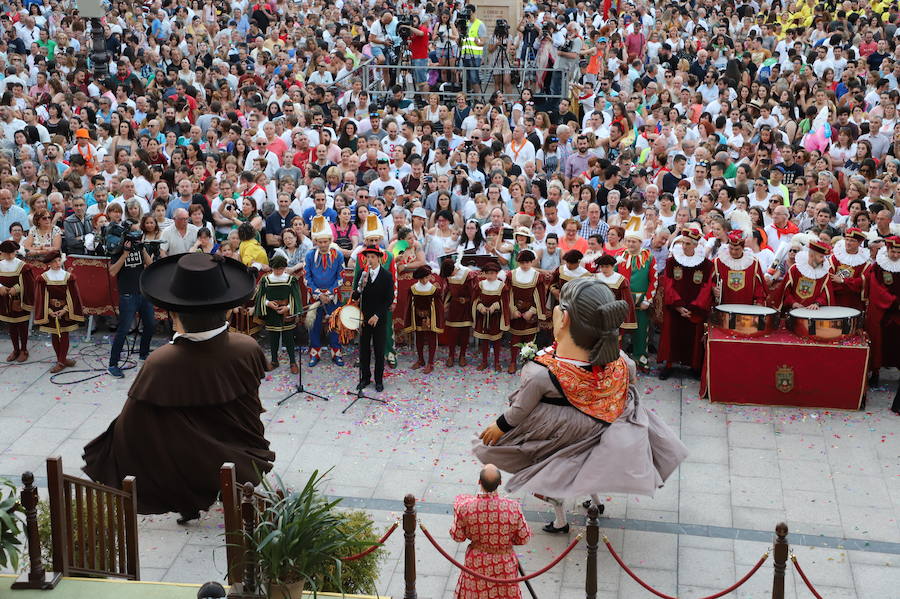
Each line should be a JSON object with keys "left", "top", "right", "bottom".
{"left": 504, "top": 250, "right": 547, "bottom": 373}
{"left": 450, "top": 464, "right": 532, "bottom": 599}
{"left": 472, "top": 261, "right": 511, "bottom": 372}
{"left": 658, "top": 227, "right": 713, "bottom": 380}
{"left": 864, "top": 237, "right": 900, "bottom": 412}
{"left": 711, "top": 230, "right": 768, "bottom": 305}
{"left": 776, "top": 239, "right": 833, "bottom": 312}
{"left": 400, "top": 265, "right": 445, "bottom": 374}
{"left": 441, "top": 258, "right": 477, "bottom": 367}
{"left": 32, "top": 251, "right": 85, "bottom": 373}
{"left": 0, "top": 240, "right": 33, "bottom": 362}
{"left": 829, "top": 228, "right": 870, "bottom": 311}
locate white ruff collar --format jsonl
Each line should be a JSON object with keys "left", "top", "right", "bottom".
{"left": 716, "top": 245, "right": 755, "bottom": 271}
{"left": 672, "top": 243, "right": 706, "bottom": 267}
{"left": 414, "top": 281, "right": 435, "bottom": 292}
{"left": 876, "top": 246, "right": 900, "bottom": 273}
{"left": 596, "top": 271, "right": 623, "bottom": 285}
{"left": 832, "top": 239, "right": 869, "bottom": 267}
{"left": 794, "top": 251, "right": 830, "bottom": 279}
{"left": 513, "top": 267, "right": 538, "bottom": 284}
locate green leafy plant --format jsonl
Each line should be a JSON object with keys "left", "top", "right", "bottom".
{"left": 245, "top": 470, "right": 375, "bottom": 597}
{"left": 0, "top": 477, "right": 23, "bottom": 572}
{"left": 317, "top": 510, "right": 385, "bottom": 595}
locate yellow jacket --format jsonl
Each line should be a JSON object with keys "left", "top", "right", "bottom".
{"left": 239, "top": 239, "right": 269, "bottom": 268}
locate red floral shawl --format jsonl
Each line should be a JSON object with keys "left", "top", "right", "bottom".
{"left": 534, "top": 351, "right": 628, "bottom": 423}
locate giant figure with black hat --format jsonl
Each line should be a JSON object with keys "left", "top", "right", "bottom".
{"left": 353, "top": 247, "right": 394, "bottom": 392}
{"left": 82, "top": 253, "right": 275, "bottom": 523}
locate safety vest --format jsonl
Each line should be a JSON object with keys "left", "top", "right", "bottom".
{"left": 461, "top": 19, "right": 484, "bottom": 56}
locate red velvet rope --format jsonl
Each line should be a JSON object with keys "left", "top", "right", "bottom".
{"left": 603, "top": 537, "right": 769, "bottom": 599}
{"left": 791, "top": 555, "right": 824, "bottom": 599}
{"left": 340, "top": 522, "right": 399, "bottom": 562}
{"left": 419, "top": 522, "right": 582, "bottom": 584}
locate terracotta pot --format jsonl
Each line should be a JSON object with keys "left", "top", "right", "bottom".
{"left": 268, "top": 579, "right": 306, "bottom": 599}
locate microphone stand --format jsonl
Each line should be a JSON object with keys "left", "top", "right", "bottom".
{"left": 278, "top": 303, "right": 333, "bottom": 405}
{"left": 342, "top": 269, "right": 387, "bottom": 413}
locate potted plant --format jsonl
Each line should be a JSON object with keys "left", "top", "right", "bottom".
{"left": 317, "top": 510, "right": 385, "bottom": 595}
{"left": 0, "top": 477, "right": 23, "bottom": 572}
{"left": 246, "top": 471, "right": 374, "bottom": 598}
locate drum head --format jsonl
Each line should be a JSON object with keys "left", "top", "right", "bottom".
{"left": 716, "top": 304, "right": 776, "bottom": 315}
{"left": 790, "top": 306, "right": 860, "bottom": 318}
{"left": 339, "top": 304, "right": 363, "bottom": 330}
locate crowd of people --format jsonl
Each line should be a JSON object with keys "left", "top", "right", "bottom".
{"left": 0, "top": 0, "right": 897, "bottom": 407}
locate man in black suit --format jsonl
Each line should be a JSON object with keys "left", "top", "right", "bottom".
{"left": 352, "top": 247, "right": 393, "bottom": 392}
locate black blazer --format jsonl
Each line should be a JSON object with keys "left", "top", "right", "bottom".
{"left": 352, "top": 266, "right": 393, "bottom": 320}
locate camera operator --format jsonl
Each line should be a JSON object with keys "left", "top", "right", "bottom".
{"left": 369, "top": 10, "right": 401, "bottom": 84}
{"left": 398, "top": 15, "right": 431, "bottom": 92}
{"left": 458, "top": 4, "right": 487, "bottom": 89}
{"left": 516, "top": 12, "right": 540, "bottom": 64}
{"left": 107, "top": 225, "right": 155, "bottom": 378}
{"left": 551, "top": 22, "right": 585, "bottom": 99}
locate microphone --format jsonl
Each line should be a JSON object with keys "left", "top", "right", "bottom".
{"left": 358, "top": 269, "right": 369, "bottom": 293}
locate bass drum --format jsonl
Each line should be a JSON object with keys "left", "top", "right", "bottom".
{"left": 789, "top": 306, "right": 861, "bottom": 341}
{"left": 710, "top": 304, "right": 778, "bottom": 337}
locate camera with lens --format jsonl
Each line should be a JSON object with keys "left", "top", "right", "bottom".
{"left": 558, "top": 38, "right": 574, "bottom": 53}
{"left": 122, "top": 230, "right": 144, "bottom": 252}
{"left": 397, "top": 14, "right": 414, "bottom": 39}
{"left": 523, "top": 22, "right": 537, "bottom": 35}
{"left": 455, "top": 11, "right": 470, "bottom": 34}
{"left": 494, "top": 18, "right": 509, "bottom": 39}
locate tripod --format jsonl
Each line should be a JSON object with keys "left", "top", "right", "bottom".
{"left": 484, "top": 35, "right": 513, "bottom": 98}
{"left": 343, "top": 383, "right": 387, "bottom": 413}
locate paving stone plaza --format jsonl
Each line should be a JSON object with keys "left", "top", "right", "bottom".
{"left": 1, "top": 331, "right": 898, "bottom": 598}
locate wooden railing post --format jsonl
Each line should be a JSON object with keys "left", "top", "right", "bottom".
{"left": 240, "top": 483, "right": 258, "bottom": 594}
{"left": 771, "top": 522, "right": 789, "bottom": 599}
{"left": 11, "top": 472, "right": 61, "bottom": 590}
{"left": 45, "top": 456, "right": 68, "bottom": 577}
{"left": 403, "top": 494, "right": 417, "bottom": 599}
{"left": 585, "top": 505, "right": 600, "bottom": 599}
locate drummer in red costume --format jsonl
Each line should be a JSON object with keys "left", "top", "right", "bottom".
{"left": 472, "top": 261, "right": 511, "bottom": 372}
{"left": 829, "top": 228, "right": 870, "bottom": 311}
{"left": 0, "top": 240, "right": 33, "bottom": 362}
{"left": 400, "top": 265, "right": 445, "bottom": 374}
{"left": 864, "top": 236, "right": 900, "bottom": 413}
{"left": 441, "top": 258, "right": 477, "bottom": 367}
{"left": 505, "top": 249, "right": 547, "bottom": 373}
{"left": 658, "top": 227, "right": 713, "bottom": 380}
{"left": 595, "top": 254, "right": 636, "bottom": 336}
{"left": 711, "top": 230, "right": 768, "bottom": 305}
{"left": 777, "top": 239, "right": 833, "bottom": 312}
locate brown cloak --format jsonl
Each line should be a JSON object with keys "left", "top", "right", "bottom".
{"left": 82, "top": 331, "right": 275, "bottom": 515}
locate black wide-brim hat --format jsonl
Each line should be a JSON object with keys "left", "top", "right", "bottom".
{"left": 140, "top": 253, "right": 256, "bottom": 312}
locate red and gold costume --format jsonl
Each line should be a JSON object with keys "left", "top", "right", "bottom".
{"left": 450, "top": 492, "right": 532, "bottom": 599}
{"left": 658, "top": 243, "right": 712, "bottom": 371}
{"left": 400, "top": 277, "right": 445, "bottom": 371}
{"left": 549, "top": 263, "right": 591, "bottom": 301}
{"left": 617, "top": 248, "right": 657, "bottom": 369}
{"left": 443, "top": 265, "right": 477, "bottom": 366}
{"left": 865, "top": 244, "right": 900, "bottom": 374}
{"left": 595, "top": 270, "right": 636, "bottom": 332}
{"left": 0, "top": 256, "right": 34, "bottom": 361}
{"left": 711, "top": 246, "right": 768, "bottom": 305}
{"left": 776, "top": 249, "right": 833, "bottom": 311}
{"left": 472, "top": 276, "right": 511, "bottom": 371}
{"left": 829, "top": 238, "right": 869, "bottom": 311}
{"left": 505, "top": 267, "right": 548, "bottom": 372}
{"left": 33, "top": 268, "right": 85, "bottom": 368}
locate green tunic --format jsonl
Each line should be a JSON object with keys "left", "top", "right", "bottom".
{"left": 254, "top": 274, "right": 302, "bottom": 332}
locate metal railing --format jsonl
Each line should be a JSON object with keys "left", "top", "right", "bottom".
{"left": 360, "top": 61, "right": 571, "bottom": 103}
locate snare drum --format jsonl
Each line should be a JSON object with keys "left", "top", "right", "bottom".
{"left": 789, "top": 306, "right": 861, "bottom": 340}
{"left": 710, "top": 304, "right": 778, "bottom": 337}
